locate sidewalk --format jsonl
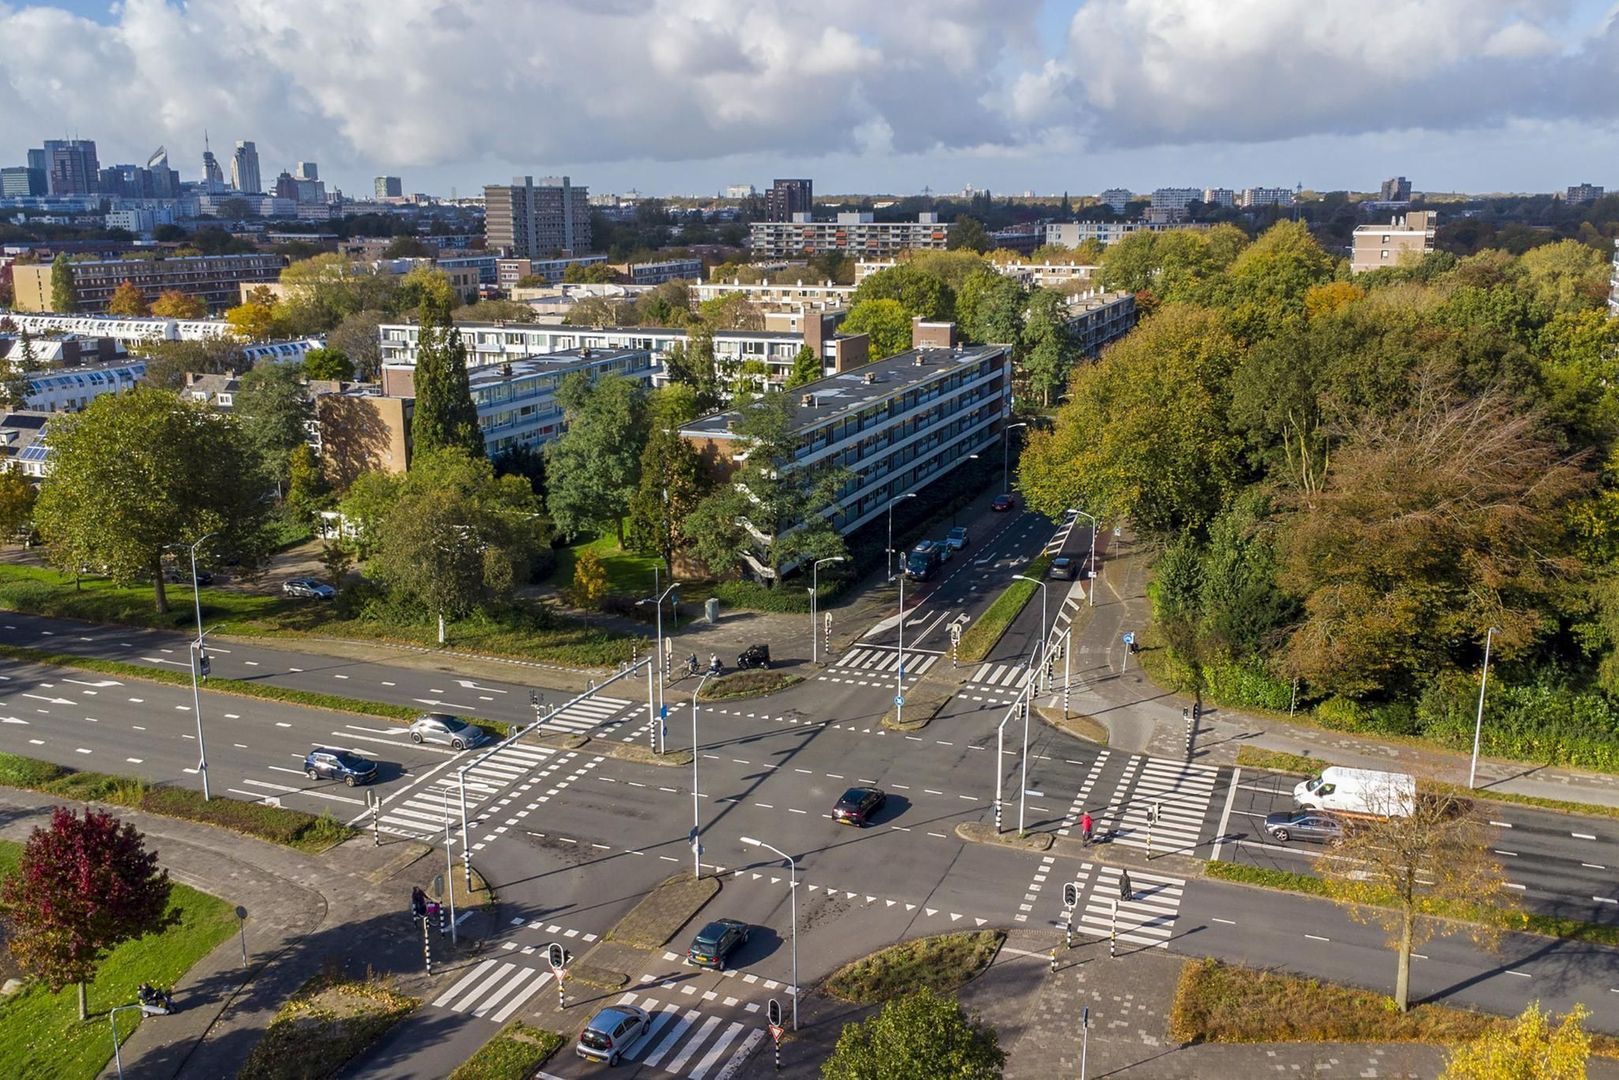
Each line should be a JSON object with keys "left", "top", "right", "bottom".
{"left": 1061, "top": 538, "right": 1619, "bottom": 810}
{"left": 0, "top": 788, "right": 497, "bottom": 1080}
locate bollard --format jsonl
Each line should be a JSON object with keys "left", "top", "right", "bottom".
{"left": 556, "top": 969, "right": 566, "bottom": 1010}
{"left": 1109, "top": 898, "right": 1117, "bottom": 958}
{"left": 422, "top": 916, "right": 431, "bottom": 974}
{"left": 372, "top": 797, "right": 380, "bottom": 847}
{"left": 1050, "top": 946, "right": 1059, "bottom": 973}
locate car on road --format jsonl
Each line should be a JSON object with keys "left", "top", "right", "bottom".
{"left": 1049, "top": 556, "right": 1077, "bottom": 581}
{"left": 991, "top": 494, "right": 1016, "bottom": 512}
{"left": 905, "top": 540, "right": 943, "bottom": 581}
{"left": 737, "top": 643, "right": 771, "bottom": 669}
{"left": 283, "top": 577, "right": 335, "bottom": 599}
{"left": 933, "top": 539, "right": 955, "bottom": 562}
{"left": 1264, "top": 810, "right": 1343, "bottom": 844}
{"left": 945, "top": 526, "right": 969, "bottom": 551}
{"left": 833, "top": 786, "right": 887, "bottom": 827}
{"left": 576, "top": 1003, "right": 652, "bottom": 1066}
{"left": 686, "top": 918, "right": 750, "bottom": 970}
{"left": 302, "top": 747, "right": 378, "bottom": 786}
{"left": 408, "top": 713, "right": 489, "bottom": 750}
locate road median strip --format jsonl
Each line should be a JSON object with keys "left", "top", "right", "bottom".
{"left": 823, "top": 930, "right": 1005, "bottom": 1005}
{"left": 955, "top": 554, "right": 1053, "bottom": 664}
{"left": 238, "top": 966, "right": 419, "bottom": 1080}
{"left": 449, "top": 1020, "right": 566, "bottom": 1080}
{"left": 696, "top": 670, "right": 804, "bottom": 702}
{"left": 954, "top": 821, "right": 1054, "bottom": 851}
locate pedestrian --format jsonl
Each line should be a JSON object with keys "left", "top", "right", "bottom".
{"left": 410, "top": 886, "right": 426, "bottom": 920}
{"left": 1080, "top": 810, "right": 1094, "bottom": 845}
{"left": 1119, "top": 869, "right": 1133, "bottom": 902}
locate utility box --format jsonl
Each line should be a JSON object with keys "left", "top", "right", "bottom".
{"left": 705, "top": 597, "right": 720, "bottom": 624}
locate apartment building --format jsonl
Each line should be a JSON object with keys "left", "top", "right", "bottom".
{"left": 749, "top": 213, "right": 951, "bottom": 258}
{"left": 1065, "top": 292, "right": 1138, "bottom": 355}
{"left": 765, "top": 179, "right": 813, "bottom": 222}
{"left": 681, "top": 343, "right": 1011, "bottom": 557}
{"left": 1240, "top": 187, "right": 1295, "bottom": 208}
{"left": 1098, "top": 188, "right": 1133, "bottom": 213}
{"left": 1201, "top": 188, "right": 1235, "bottom": 208}
{"left": 692, "top": 278, "right": 855, "bottom": 313}
{"left": 2, "top": 312, "right": 235, "bottom": 343}
{"left": 1150, "top": 188, "right": 1201, "bottom": 212}
{"left": 375, "top": 176, "right": 404, "bottom": 199}
{"left": 613, "top": 258, "right": 704, "bottom": 285}
{"left": 12, "top": 253, "right": 285, "bottom": 313}
{"left": 495, "top": 254, "right": 609, "bottom": 288}
{"left": 484, "top": 176, "right": 592, "bottom": 257}
{"left": 16, "top": 359, "right": 146, "bottom": 413}
{"left": 1351, "top": 211, "right": 1437, "bottom": 274}
{"left": 1044, "top": 220, "right": 1210, "bottom": 247}
{"left": 1567, "top": 183, "right": 1605, "bottom": 206}
{"left": 855, "top": 259, "right": 1099, "bottom": 291}
{"left": 1379, "top": 176, "right": 1412, "bottom": 202}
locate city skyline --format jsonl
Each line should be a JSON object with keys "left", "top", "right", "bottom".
{"left": 2, "top": 0, "right": 1618, "bottom": 199}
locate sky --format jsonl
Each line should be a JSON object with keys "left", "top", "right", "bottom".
{"left": 3, "top": 0, "right": 1618, "bottom": 200}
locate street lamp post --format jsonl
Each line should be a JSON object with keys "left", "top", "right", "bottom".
{"left": 165, "top": 532, "right": 217, "bottom": 800}
{"left": 886, "top": 492, "right": 918, "bottom": 581}
{"left": 1002, "top": 421, "right": 1029, "bottom": 495}
{"left": 896, "top": 572, "right": 908, "bottom": 727}
{"left": 992, "top": 695, "right": 1020, "bottom": 834}
{"left": 1012, "top": 574, "right": 1048, "bottom": 835}
{"left": 638, "top": 582, "right": 681, "bottom": 737}
{"left": 810, "top": 557, "right": 845, "bottom": 664}
{"left": 692, "top": 670, "right": 716, "bottom": 879}
{"left": 1469, "top": 626, "right": 1502, "bottom": 789}
{"left": 740, "top": 836, "right": 798, "bottom": 1030}
{"left": 1069, "top": 508, "right": 1098, "bottom": 606}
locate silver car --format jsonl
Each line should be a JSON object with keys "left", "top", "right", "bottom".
{"left": 408, "top": 713, "right": 488, "bottom": 750}
{"left": 1265, "top": 810, "right": 1343, "bottom": 844}
{"left": 283, "top": 577, "right": 335, "bottom": 599}
{"left": 576, "top": 1003, "right": 652, "bottom": 1065}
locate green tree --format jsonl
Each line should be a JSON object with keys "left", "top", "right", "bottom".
{"left": 1226, "top": 220, "right": 1336, "bottom": 313}
{"left": 302, "top": 346, "right": 355, "bottom": 381}
{"left": 1440, "top": 1002, "right": 1591, "bottom": 1080}
{"left": 627, "top": 389, "right": 708, "bottom": 567}
{"left": 105, "top": 279, "right": 149, "bottom": 316}
{"left": 2, "top": 326, "right": 40, "bottom": 410}
{"left": 570, "top": 546, "right": 609, "bottom": 610}
{"left": 328, "top": 309, "right": 386, "bottom": 380}
{"left": 955, "top": 270, "right": 1026, "bottom": 347}
{"left": 33, "top": 387, "right": 274, "bottom": 613}
{"left": 0, "top": 468, "right": 37, "bottom": 542}
{"left": 149, "top": 289, "right": 207, "bottom": 319}
{"left": 410, "top": 302, "right": 483, "bottom": 459}
{"left": 318, "top": 540, "right": 353, "bottom": 591}
{"left": 822, "top": 987, "right": 1005, "bottom": 1080}
{"left": 226, "top": 287, "right": 279, "bottom": 341}
{"left": 136, "top": 337, "right": 244, "bottom": 391}
{"left": 851, "top": 264, "right": 952, "bottom": 321}
{"left": 0, "top": 806, "right": 172, "bottom": 1021}
{"left": 784, "top": 344, "right": 824, "bottom": 390}
{"left": 236, "top": 362, "right": 313, "bottom": 492}
{"left": 544, "top": 372, "right": 649, "bottom": 543}
{"left": 381, "top": 235, "right": 431, "bottom": 259}
{"left": 1518, "top": 238, "right": 1610, "bottom": 313}
{"left": 562, "top": 262, "right": 620, "bottom": 284}
{"left": 947, "top": 215, "right": 991, "bottom": 254}
{"left": 1020, "top": 288, "right": 1078, "bottom": 406}
{"left": 286, "top": 443, "right": 328, "bottom": 520}
{"left": 664, "top": 333, "right": 721, "bottom": 412}
{"left": 841, "top": 299, "right": 912, "bottom": 360}
{"left": 49, "top": 253, "right": 76, "bottom": 313}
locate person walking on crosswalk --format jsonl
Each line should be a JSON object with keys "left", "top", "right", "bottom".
{"left": 1119, "top": 869, "right": 1133, "bottom": 902}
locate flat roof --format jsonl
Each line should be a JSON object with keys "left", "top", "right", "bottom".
{"left": 463, "top": 347, "right": 647, "bottom": 388}
{"left": 683, "top": 343, "right": 1007, "bottom": 438}
{"left": 386, "top": 320, "right": 804, "bottom": 342}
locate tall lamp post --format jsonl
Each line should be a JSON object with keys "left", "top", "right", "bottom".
{"left": 637, "top": 582, "right": 681, "bottom": 725}
{"left": 1068, "top": 508, "right": 1098, "bottom": 606}
{"left": 1002, "top": 421, "right": 1029, "bottom": 495}
{"left": 165, "top": 531, "right": 217, "bottom": 800}
{"left": 810, "top": 556, "right": 845, "bottom": 664}
{"left": 886, "top": 492, "right": 918, "bottom": 581}
{"left": 896, "top": 571, "right": 910, "bottom": 727}
{"left": 740, "top": 836, "right": 798, "bottom": 1030}
{"left": 1469, "top": 626, "right": 1502, "bottom": 789}
{"left": 1012, "top": 574, "right": 1048, "bottom": 834}
{"left": 692, "top": 670, "right": 716, "bottom": 879}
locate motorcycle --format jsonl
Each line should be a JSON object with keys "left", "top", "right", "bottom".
{"left": 707, "top": 654, "right": 723, "bottom": 676}
{"left": 137, "top": 983, "right": 175, "bottom": 1016}
{"left": 737, "top": 644, "right": 771, "bottom": 670}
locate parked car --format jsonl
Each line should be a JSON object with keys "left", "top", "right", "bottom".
{"left": 163, "top": 567, "right": 215, "bottom": 586}
{"left": 302, "top": 747, "right": 378, "bottom": 786}
{"left": 737, "top": 643, "right": 771, "bottom": 670}
{"left": 408, "top": 713, "right": 488, "bottom": 750}
{"left": 1049, "top": 556, "right": 1077, "bottom": 581}
{"left": 576, "top": 1004, "right": 652, "bottom": 1066}
{"left": 933, "top": 539, "right": 954, "bottom": 563}
{"left": 1264, "top": 810, "right": 1343, "bottom": 844}
{"left": 686, "top": 918, "right": 750, "bottom": 970}
{"left": 283, "top": 577, "right": 335, "bottom": 599}
{"left": 945, "top": 526, "right": 969, "bottom": 551}
{"left": 991, "top": 494, "right": 1017, "bottom": 512}
{"left": 832, "top": 786, "right": 887, "bottom": 827}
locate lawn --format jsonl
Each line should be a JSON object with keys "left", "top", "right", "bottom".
{"left": 551, "top": 533, "right": 663, "bottom": 597}
{"left": 0, "top": 839, "right": 238, "bottom": 1080}
{"left": 237, "top": 968, "right": 417, "bottom": 1080}
{"left": 450, "top": 1021, "right": 565, "bottom": 1080}
{"left": 823, "top": 930, "right": 1005, "bottom": 1004}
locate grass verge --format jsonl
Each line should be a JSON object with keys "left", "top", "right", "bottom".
{"left": 238, "top": 966, "right": 418, "bottom": 1080}
{"left": 605, "top": 872, "right": 720, "bottom": 951}
{"left": 1233, "top": 745, "right": 1619, "bottom": 821}
{"left": 550, "top": 533, "right": 662, "bottom": 597}
{"left": 0, "top": 839, "right": 236, "bottom": 1080}
{"left": 0, "top": 751, "right": 355, "bottom": 853}
{"left": 450, "top": 1021, "right": 566, "bottom": 1080}
{"left": 880, "top": 682, "right": 954, "bottom": 732}
{"left": 1037, "top": 705, "right": 1109, "bottom": 745}
{"left": 1169, "top": 956, "right": 1619, "bottom": 1055}
{"left": 823, "top": 930, "right": 1005, "bottom": 1005}
{"left": 955, "top": 554, "right": 1053, "bottom": 663}
{"left": 697, "top": 670, "right": 803, "bottom": 701}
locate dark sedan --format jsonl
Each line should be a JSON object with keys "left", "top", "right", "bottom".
{"left": 1265, "top": 810, "right": 1342, "bottom": 844}
{"left": 991, "top": 494, "right": 1017, "bottom": 512}
{"left": 686, "top": 918, "right": 750, "bottom": 970}
{"left": 832, "top": 786, "right": 887, "bottom": 827}
{"left": 302, "top": 747, "right": 378, "bottom": 786}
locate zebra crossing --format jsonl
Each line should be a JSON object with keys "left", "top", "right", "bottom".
{"left": 1072, "top": 864, "right": 1186, "bottom": 948}
{"left": 1105, "top": 756, "right": 1220, "bottom": 857}
{"left": 966, "top": 661, "right": 1033, "bottom": 691}
{"left": 537, "top": 693, "right": 635, "bottom": 736}
{"left": 370, "top": 741, "right": 564, "bottom": 842}
{"left": 826, "top": 646, "right": 939, "bottom": 681}
{"left": 432, "top": 957, "right": 556, "bottom": 1023}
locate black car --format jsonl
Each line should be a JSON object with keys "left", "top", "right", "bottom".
{"left": 302, "top": 747, "right": 378, "bottom": 786}
{"left": 687, "top": 918, "right": 750, "bottom": 970}
{"left": 832, "top": 786, "right": 887, "bottom": 827}
{"left": 162, "top": 567, "right": 215, "bottom": 586}
{"left": 738, "top": 643, "right": 771, "bottom": 669}
{"left": 1264, "top": 810, "right": 1343, "bottom": 844}
{"left": 991, "top": 494, "right": 1016, "bottom": 512}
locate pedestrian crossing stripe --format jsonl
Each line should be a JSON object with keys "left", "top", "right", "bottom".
{"left": 432, "top": 958, "right": 553, "bottom": 1023}
{"left": 1073, "top": 865, "right": 1185, "bottom": 948}
{"left": 1107, "top": 758, "right": 1219, "bottom": 855}
{"left": 541, "top": 694, "right": 634, "bottom": 734}
{"left": 369, "top": 745, "right": 588, "bottom": 842}
{"left": 831, "top": 648, "right": 938, "bottom": 678}
{"left": 967, "top": 661, "right": 1032, "bottom": 689}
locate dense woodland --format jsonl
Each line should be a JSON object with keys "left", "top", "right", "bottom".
{"left": 1020, "top": 221, "right": 1619, "bottom": 768}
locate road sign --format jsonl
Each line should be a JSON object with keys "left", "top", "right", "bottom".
{"left": 197, "top": 652, "right": 211, "bottom": 678}
{"left": 1122, "top": 631, "right": 1135, "bottom": 646}
{"left": 894, "top": 695, "right": 905, "bottom": 707}
{"left": 767, "top": 998, "right": 782, "bottom": 1028}
{"left": 949, "top": 624, "right": 962, "bottom": 643}
{"left": 768, "top": 1022, "right": 784, "bottom": 1043}
{"left": 660, "top": 704, "right": 669, "bottom": 720}
{"left": 664, "top": 637, "right": 673, "bottom": 654}
{"left": 1063, "top": 881, "right": 1079, "bottom": 909}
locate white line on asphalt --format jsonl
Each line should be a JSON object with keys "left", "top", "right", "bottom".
{"left": 126, "top": 757, "right": 142, "bottom": 764}
{"left": 1506, "top": 971, "right": 1532, "bottom": 979}
{"left": 381, "top": 681, "right": 395, "bottom": 686}
{"left": 1494, "top": 850, "right": 1518, "bottom": 856}
{"left": 1212, "top": 917, "right": 1235, "bottom": 925}
{"left": 1304, "top": 934, "right": 1329, "bottom": 942}
{"left": 275, "top": 722, "right": 290, "bottom": 727}
{"left": 1490, "top": 821, "right": 1512, "bottom": 828}
{"left": 74, "top": 747, "right": 91, "bottom": 754}
{"left": 1584, "top": 863, "right": 1608, "bottom": 870}
{"left": 1596, "top": 897, "right": 1618, "bottom": 905}
{"left": 1504, "top": 883, "right": 1526, "bottom": 890}
{"left": 1573, "top": 832, "right": 1597, "bottom": 840}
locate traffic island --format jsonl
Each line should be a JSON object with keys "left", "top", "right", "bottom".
{"left": 823, "top": 930, "right": 1006, "bottom": 1004}
{"left": 605, "top": 871, "right": 721, "bottom": 950}
{"left": 697, "top": 670, "right": 804, "bottom": 701}
{"left": 880, "top": 682, "right": 953, "bottom": 732}
{"left": 955, "top": 821, "right": 1054, "bottom": 851}
{"left": 1036, "top": 705, "right": 1109, "bottom": 746}
{"left": 237, "top": 965, "right": 418, "bottom": 1080}
{"left": 449, "top": 1020, "right": 565, "bottom": 1080}
{"left": 585, "top": 740, "right": 692, "bottom": 768}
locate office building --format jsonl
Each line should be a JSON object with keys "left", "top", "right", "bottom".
{"left": 1, "top": 167, "right": 46, "bottom": 196}
{"left": 295, "top": 162, "right": 318, "bottom": 182}
{"left": 749, "top": 212, "right": 950, "bottom": 258}
{"left": 106, "top": 206, "right": 177, "bottom": 237}
{"left": 765, "top": 178, "right": 813, "bottom": 222}
{"left": 1240, "top": 187, "right": 1295, "bottom": 208}
{"left": 681, "top": 343, "right": 1012, "bottom": 560}
{"left": 1567, "top": 183, "right": 1605, "bottom": 206}
{"left": 1379, "top": 176, "right": 1412, "bottom": 202}
{"left": 201, "top": 137, "right": 227, "bottom": 192}
{"left": 1150, "top": 187, "right": 1201, "bottom": 212}
{"left": 1351, "top": 211, "right": 1437, "bottom": 274}
{"left": 11, "top": 253, "right": 285, "bottom": 313}
{"left": 34, "top": 139, "right": 99, "bottom": 195}
{"left": 231, "top": 140, "right": 262, "bottom": 194}
{"left": 1099, "top": 188, "right": 1133, "bottom": 214}
{"left": 375, "top": 176, "right": 403, "bottom": 199}
{"left": 484, "top": 176, "right": 591, "bottom": 257}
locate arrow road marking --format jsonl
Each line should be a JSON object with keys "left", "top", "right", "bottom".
{"left": 455, "top": 679, "right": 508, "bottom": 694}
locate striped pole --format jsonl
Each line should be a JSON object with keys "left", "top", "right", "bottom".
{"left": 422, "top": 916, "right": 431, "bottom": 974}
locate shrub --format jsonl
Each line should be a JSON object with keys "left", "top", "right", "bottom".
{"left": 1313, "top": 696, "right": 1369, "bottom": 731}
{"left": 1201, "top": 657, "right": 1293, "bottom": 711}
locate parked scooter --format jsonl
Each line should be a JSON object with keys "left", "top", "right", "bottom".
{"left": 137, "top": 983, "right": 175, "bottom": 1016}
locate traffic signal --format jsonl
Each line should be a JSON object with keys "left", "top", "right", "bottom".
{"left": 198, "top": 652, "right": 211, "bottom": 678}
{"left": 767, "top": 998, "right": 782, "bottom": 1028}
{"left": 1062, "top": 881, "right": 1079, "bottom": 909}
{"left": 547, "top": 942, "right": 567, "bottom": 971}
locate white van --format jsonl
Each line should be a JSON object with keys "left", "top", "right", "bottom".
{"left": 1293, "top": 766, "right": 1415, "bottom": 819}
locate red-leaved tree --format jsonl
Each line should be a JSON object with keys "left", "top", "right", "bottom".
{"left": 0, "top": 807, "right": 172, "bottom": 1019}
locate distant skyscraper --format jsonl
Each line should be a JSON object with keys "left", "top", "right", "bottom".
{"left": 765, "top": 178, "right": 813, "bottom": 222}
{"left": 1379, "top": 176, "right": 1412, "bottom": 202}
{"left": 294, "top": 161, "right": 318, "bottom": 181}
{"left": 202, "top": 134, "right": 226, "bottom": 192}
{"left": 375, "top": 175, "right": 403, "bottom": 198}
{"left": 274, "top": 170, "right": 299, "bottom": 200}
{"left": 484, "top": 176, "right": 591, "bottom": 256}
{"left": 1098, "top": 188, "right": 1133, "bottom": 213}
{"left": 35, "top": 139, "right": 99, "bottom": 195}
{"left": 1, "top": 167, "right": 46, "bottom": 197}
{"left": 1566, "top": 182, "right": 1605, "bottom": 206}
{"left": 231, "top": 140, "right": 262, "bottom": 194}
